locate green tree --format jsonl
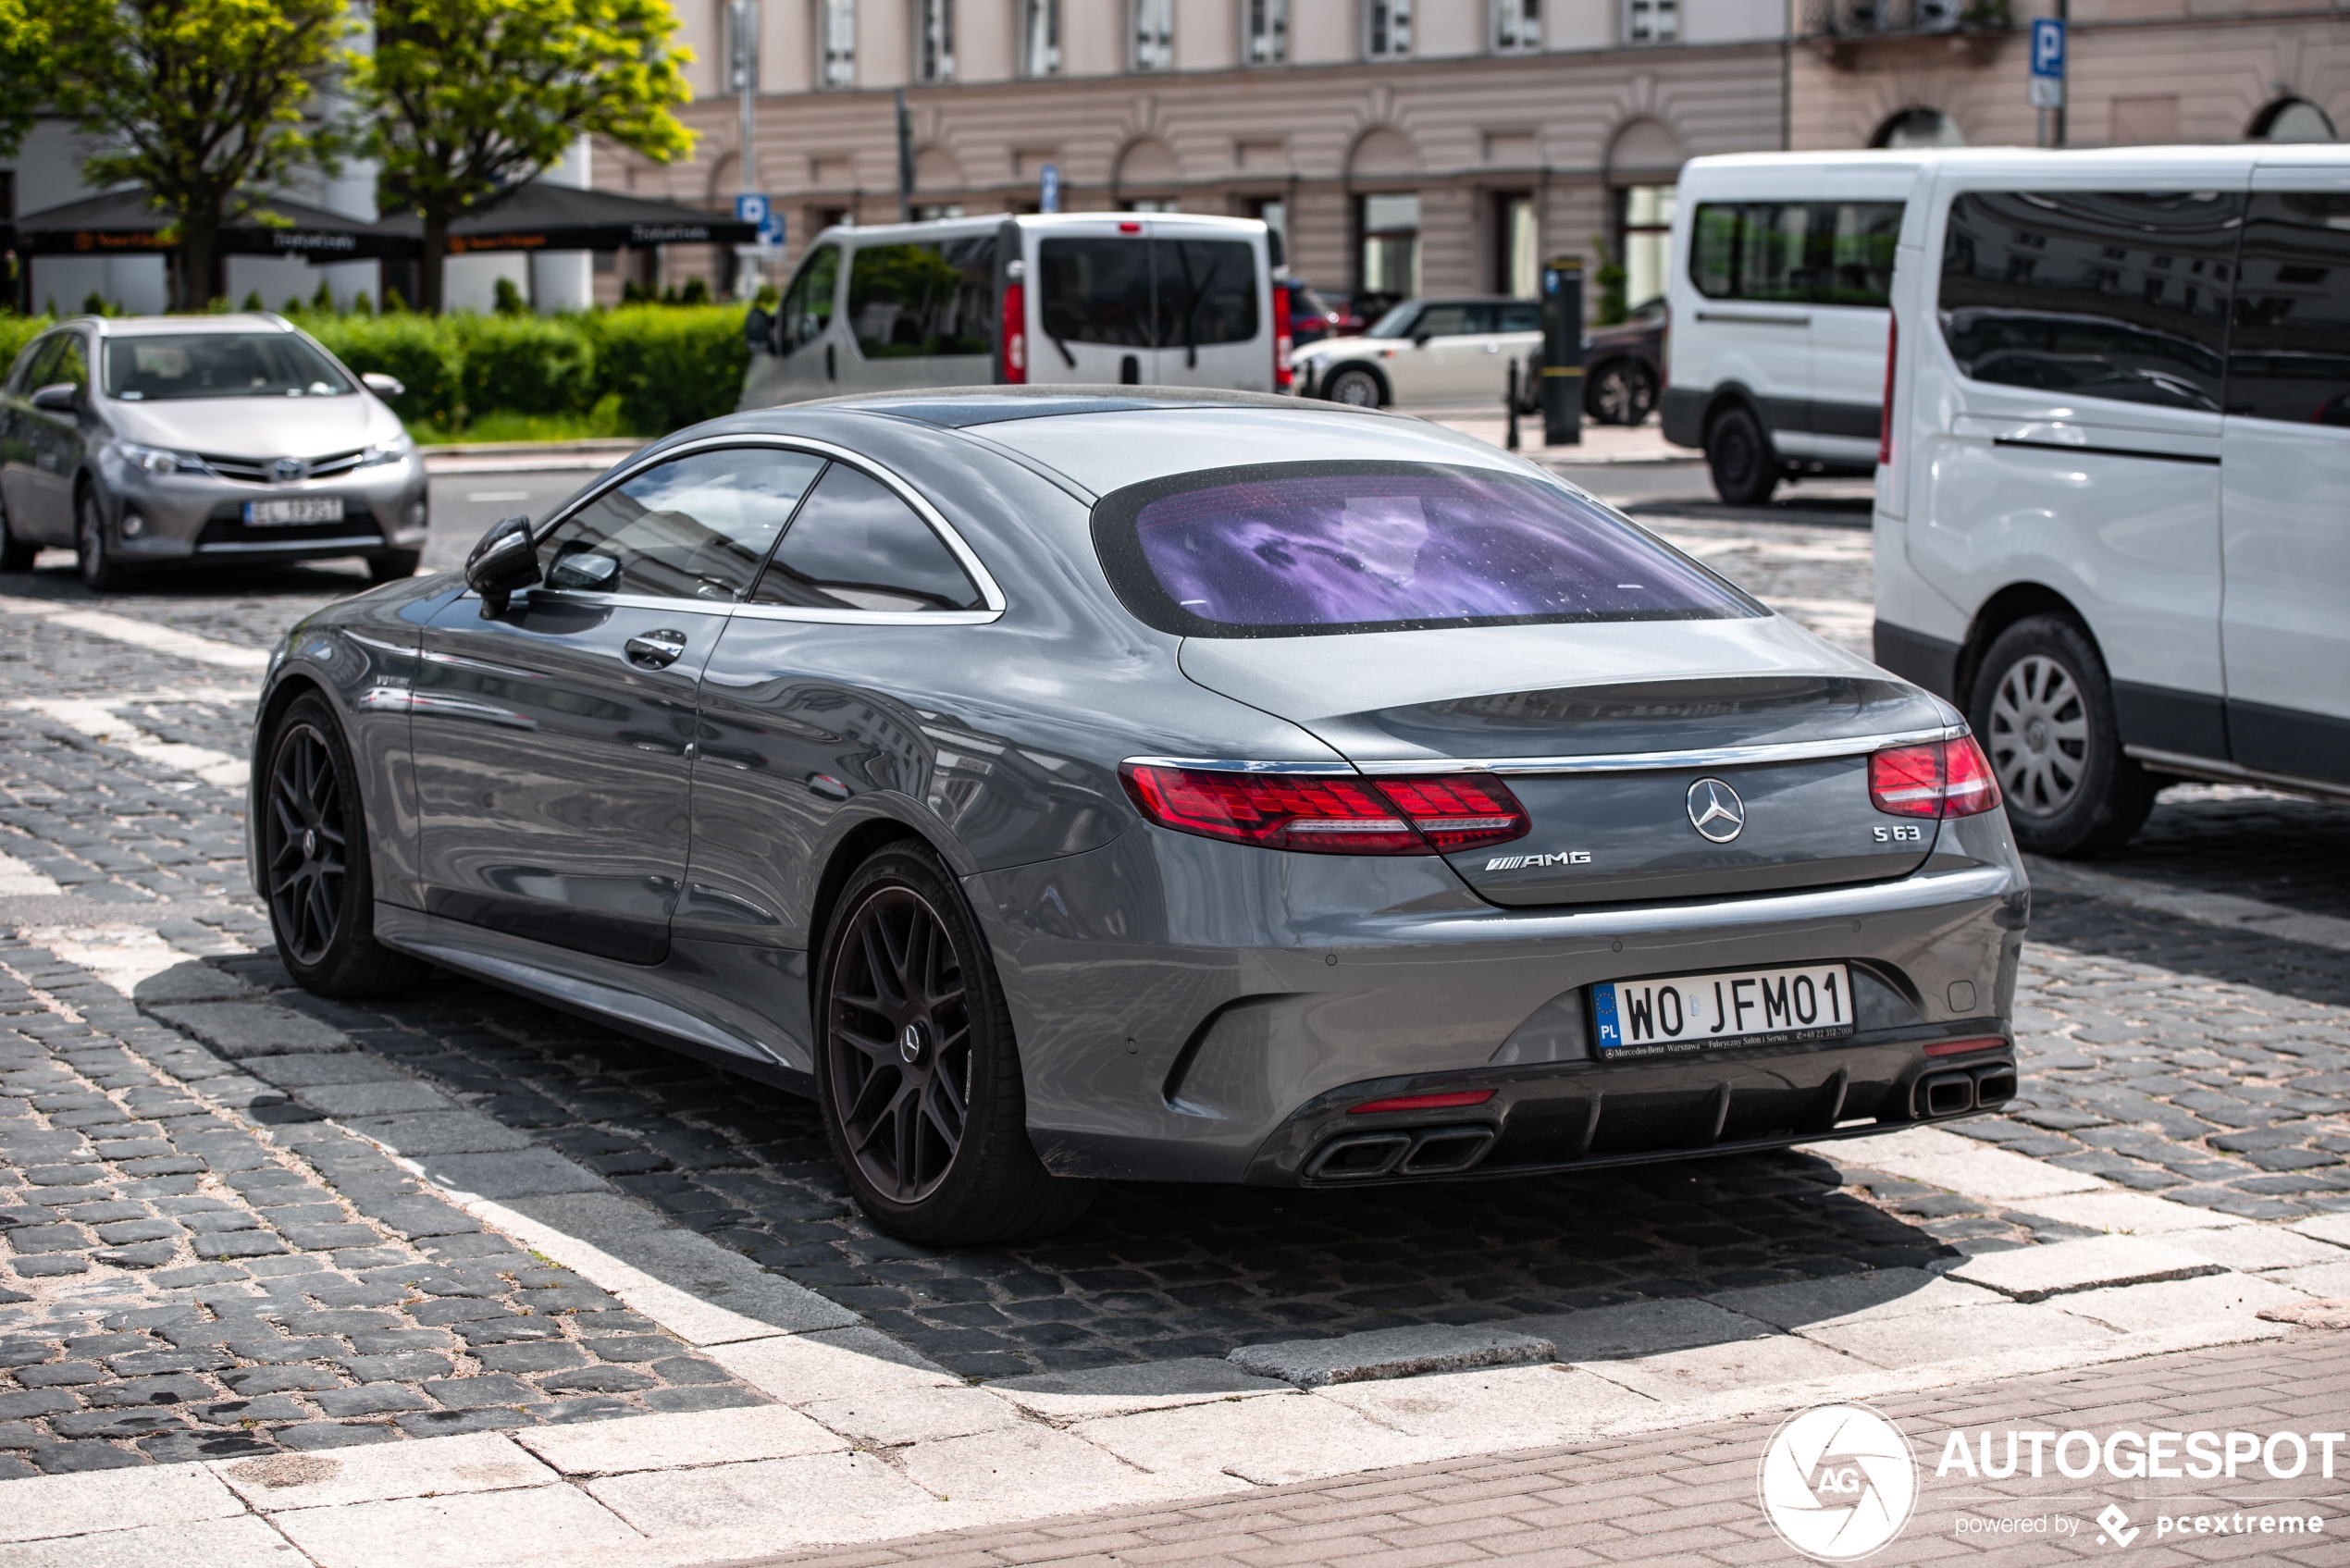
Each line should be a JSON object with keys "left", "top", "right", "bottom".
{"left": 51, "top": 0, "right": 351, "bottom": 311}
{"left": 355, "top": 0, "right": 694, "bottom": 315}
{"left": 0, "top": 0, "right": 60, "bottom": 161}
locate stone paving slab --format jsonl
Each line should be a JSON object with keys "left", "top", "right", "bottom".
{"left": 1949, "top": 1236, "right": 2225, "bottom": 1303}
{"left": 1228, "top": 1323, "right": 1557, "bottom": 1389}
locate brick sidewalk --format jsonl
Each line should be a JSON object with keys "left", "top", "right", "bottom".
{"left": 743, "top": 1332, "right": 2350, "bottom": 1568}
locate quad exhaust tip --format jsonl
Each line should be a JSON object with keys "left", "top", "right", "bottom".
{"left": 1917, "top": 1060, "right": 2014, "bottom": 1119}
{"left": 1307, "top": 1124, "right": 1496, "bottom": 1180}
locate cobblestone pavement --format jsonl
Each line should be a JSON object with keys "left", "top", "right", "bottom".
{"left": 0, "top": 477, "right": 2344, "bottom": 1470}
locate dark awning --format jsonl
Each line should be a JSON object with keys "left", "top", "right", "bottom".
{"left": 377, "top": 181, "right": 759, "bottom": 253}
{"left": 12, "top": 190, "right": 418, "bottom": 260}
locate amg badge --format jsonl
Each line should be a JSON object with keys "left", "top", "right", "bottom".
{"left": 1486, "top": 850, "right": 1592, "bottom": 870}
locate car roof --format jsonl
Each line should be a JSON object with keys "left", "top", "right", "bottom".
{"left": 82, "top": 314, "right": 298, "bottom": 338}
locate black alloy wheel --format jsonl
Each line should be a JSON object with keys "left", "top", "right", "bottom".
{"left": 1588, "top": 359, "right": 1658, "bottom": 426}
{"left": 1704, "top": 404, "right": 1780, "bottom": 506}
{"left": 815, "top": 845, "right": 1094, "bottom": 1245}
{"left": 261, "top": 694, "right": 424, "bottom": 994}
{"left": 76, "top": 488, "right": 125, "bottom": 591}
{"left": 1968, "top": 614, "right": 2155, "bottom": 857}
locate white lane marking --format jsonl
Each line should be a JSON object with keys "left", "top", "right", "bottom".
{"left": 25, "top": 925, "right": 194, "bottom": 992}
{"left": 0, "top": 594, "right": 271, "bottom": 671}
{"left": 0, "top": 852, "right": 62, "bottom": 897}
{"left": 2027, "top": 855, "right": 2350, "bottom": 954}
{"left": 13, "top": 696, "right": 250, "bottom": 787}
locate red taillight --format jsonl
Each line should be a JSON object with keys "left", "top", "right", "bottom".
{"left": 1119, "top": 220, "right": 1143, "bottom": 233}
{"left": 1349, "top": 1089, "right": 1495, "bottom": 1115}
{"left": 1000, "top": 280, "right": 1027, "bottom": 384}
{"left": 1868, "top": 735, "right": 2001, "bottom": 820}
{"left": 1119, "top": 765, "right": 1529, "bottom": 856}
{"left": 1924, "top": 1036, "right": 2005, "bottom": 1056}
{"left": 1273, "top": 280, "right": 1293, "bottom": 391}
{"left": 1877, "top": 312, "right": 1898, "bottom": 466}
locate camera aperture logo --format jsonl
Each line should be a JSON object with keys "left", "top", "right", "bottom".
{"left": 1759, "top": 1403, "right": 1921, "bottom": 1561}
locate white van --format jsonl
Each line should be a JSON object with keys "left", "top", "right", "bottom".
{"left": 1663, "top": 152, "right": 1932, "bottom": 503}
{"left": 1874, "top": 143, "right": 2350, "bottom": 855}
{"left": 740, "top": 212, "right": 1286, "bottom": 407}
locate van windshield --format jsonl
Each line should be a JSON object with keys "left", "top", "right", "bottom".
{"left": 103, "top": 334, "right": 352, "bottom": 401}
{"left": 1091, "top": 461, "right": 1760, "bottom": 637}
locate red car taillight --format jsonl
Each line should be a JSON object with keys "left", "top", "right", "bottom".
{"left": 1273, "top": 281, "right": 1293, "bottom": 391}
{"left": 1868, "top": 735, "right": 2001, "bottom": 820}
{"left": 1001, "top": 280, "right": 1027, "bottom": 384}
{"left": 1119, "top": 765, "right": 1529, "bottom": 856}
{"left": 1877, "top": 312, "right": 1898, "bottom": 467}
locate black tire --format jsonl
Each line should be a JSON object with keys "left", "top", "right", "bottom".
{"left": 1705, "top": 404, "right": 1780, "bottom": 506}
{"left": 1969, "top": 614, "right": 2156, "bottom": 857}
{"left": 1587, "top": 359, "right": 1658, "bottom": 426}
{"left": 260, "top": 693, "right": 427, "bottom": 996}
{"left": 0, "top": 493, "right": 35, "bottom": 573}
{"left": 76, "top": 488, "right": 126, "bottom": 591}
{"left": 368, "top": 549, "right": 423, "bottom": 583}
{"left": 1323, "top": 365, "right": 1385, "bottom": 407}
{"left": 814, "top": 843, "right": 1095, "bottom": 1246}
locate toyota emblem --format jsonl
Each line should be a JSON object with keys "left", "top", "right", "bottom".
{"left": 1687, "top": 778, "right": 1747, "bottom": 843}
{"left": 272, "top": 457, "right": 307, "bottom": 484}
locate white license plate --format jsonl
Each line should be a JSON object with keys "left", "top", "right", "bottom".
{"left": 243, "top": 497, "right": 344, "bottom": 526}
{"left": 1592, "top": 963, "right": 1854, "bottom": 1058}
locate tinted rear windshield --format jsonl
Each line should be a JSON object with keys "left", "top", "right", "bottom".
{"left": 1092, "top": 462, "right": 1761, "bottom": 638}
{"left": 104, "top": 334, "right": 352, "bottom": 401}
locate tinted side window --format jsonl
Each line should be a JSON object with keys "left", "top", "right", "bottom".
{"left": 1415, "top": 303, "right": 1474, "bottom": 337}
{"left": 540, "top": 448, "right": 827, "bottom": 602}
{"left": 1040, "top": 237, "right": 1154, "bottom": 348}
{"left": 780, "top": 246, "right": 840, "bottom": 352}
{"left": 1154, "top": 239, "right": 1259, "bottom": 349}
{"left": 1498, "top": 303, "right": 1541, "bottom": 333}
{"left": 847, "top": 236, "right": 997, "bottom": 359}
{"left": 1938, "top": 190, "right": 2242, "bottom": 413}
{"left": 2229, "top": 191, "right": 2350, "bottom": 426}
{"left": 50, "top": 334, "right": 91, "bottom": 393}
{"left": 1689, "top": 203, "right": 1902, "bottom": 307}
{"left": 753, "top": 463, "right": 983, "bottom": 613}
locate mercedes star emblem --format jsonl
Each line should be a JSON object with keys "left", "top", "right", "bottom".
{"left": 1687, "top": 777, "right": 1747, "bottom": 843}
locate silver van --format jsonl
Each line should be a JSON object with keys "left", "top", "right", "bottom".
{"left": 1874, "top": 143, "right": 2350, "bottom": 854}
{"left": 739, "top": 212, "right": 1286, "bottom": 407}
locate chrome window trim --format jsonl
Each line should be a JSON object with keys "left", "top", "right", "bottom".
{"left": 1121, "top": 756, "right": 1354, "bottom": 775}
{"left": 1352, "top": 725, "right": 1968, "bottom": 776}
{"left": 530, "top": 432, "right": 1008, "bottom": 615}
{"left": 730, "top": 604, "right": 1002, "bottom": 626}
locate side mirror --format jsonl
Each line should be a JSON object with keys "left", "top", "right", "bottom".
{"left": 30, "top": 382, "right": 78, "bottom": 414}
{"left": 744, "top": 307, "right": 773, "bottom": 353}
{"left": 361, "top": 371, "right": 406, "bottom": 401}
{"left": 466, "top": 514, "right": 541, "bottom": 618}
{"left": 1411, "top": 331, "right": 1434, "bottom": 348}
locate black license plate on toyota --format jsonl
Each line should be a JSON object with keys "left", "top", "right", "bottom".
{"left": 1592, "top": 963, "right": 1854, "bottom": 1059}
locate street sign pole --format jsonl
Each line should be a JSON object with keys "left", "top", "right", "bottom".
{"left": 2029, "top": 16, "right": 2067, "bottom": 148}
{"left": 731, "top": 0, "right": 759, "bottom": 296}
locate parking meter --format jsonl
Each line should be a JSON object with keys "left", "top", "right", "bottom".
{"left": 1541, "top": 256, "right": 1583, "bottom": 447}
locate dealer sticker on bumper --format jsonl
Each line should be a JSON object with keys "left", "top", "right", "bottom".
{"left": 1593, "top": 963, "right": 1854, "bottom": 1058}
{"left": 243, "top": 497, "right": 344, "bottom": 526}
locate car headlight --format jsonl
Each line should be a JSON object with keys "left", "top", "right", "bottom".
{"left": 358, "top": 433, "right": 416, "bottom": 466}
{"left": 115, "top": 442, "right": 213, "bottom": 476}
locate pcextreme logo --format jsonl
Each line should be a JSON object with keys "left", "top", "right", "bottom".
{"left": 1758, "top": 1403, "right": 1920, "bottom": 1562}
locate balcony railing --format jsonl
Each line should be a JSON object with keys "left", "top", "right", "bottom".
{"left": 1804, "top": 0, "right": 2009, "bottom": 38}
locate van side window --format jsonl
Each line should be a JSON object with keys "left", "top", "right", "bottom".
{"left": 780, "top": 245, "right": 841, "bottom": 352}
{"left": 847, "top": 236, "right": 997, "bottom": 359}
{"left": 753, "top": 462, "right": 984, "bottom": 613}
{"left": 1154, "top": 239, "right": 1260, "bottom": 349}
{"left": 1690, "top": 203, "right": 1902, "bottom": 307}
{"left": 2229, "top": 191, "right": 2350, "bottom": 426}
{"left": 1937, "top": 190, "right": 2242, "bottom": 413}
{"left": 1039, "top": 237, "right": 1155, "bottom": 348}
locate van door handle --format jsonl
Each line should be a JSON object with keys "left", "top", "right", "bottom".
{"left": 625, "top": 629, "right": 689, "bottom": 669}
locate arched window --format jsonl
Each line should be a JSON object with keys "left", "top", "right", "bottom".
{"left": 1872, "top": 108, "right": 1965, "bottom": 149}
{"left": 2250, "top": 98, "right": 2337, "bottom": 142}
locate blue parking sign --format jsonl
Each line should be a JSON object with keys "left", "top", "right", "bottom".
{"left": 1039, "top": 164, "right": 1060, "bottom": 215}
{"left": 2030, "top": 17, "right": 2064, "bottom": 78}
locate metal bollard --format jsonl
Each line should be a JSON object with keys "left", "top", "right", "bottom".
{"left": 1541, "top": 257, "right": 1584, "bottom": 447}
{"left": 1505, "top": 362, "right": 1521, "bottom": 451}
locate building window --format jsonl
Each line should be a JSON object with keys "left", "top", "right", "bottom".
{"left": 1493, "top": 0, "right": 1539, "bottom": 52}
{"left": 1245, "top": 0, "right": 1289, "bottom": 63}
{"left": 1124, "top": 197, "right": 1181, "bottom": 212}
{"left": 1496, "top": 193, "right": 1537, "bottom": 296}
{"left": 1360, "top": 191, "right": 1421, "bottom": 305}
{"left": 1872, "top": 107, "right": 1964, "bottom": 148}
{"left": 1625, "top": 0, "right": 1675, "bottom": 44}
{"left": 917, "top": 0, "right": 954, "bottom": 80}
{"left": 1133, "top": 0, "right": 1172, "bottom": 69}
{"left": 821, "top": 0, "right": 857, "bottom": 86}
{"left": 1365, "top": 0, "right": 1410, "bottom": 58}
{"left": 2250, "top": 97, "right": 2337, "bottom": 142}
{"left": 1616, "top": 185, "right": 1675, "bottom": 311}
{"left": 1021, "top": 0, "right": 1059, "bottom": 75}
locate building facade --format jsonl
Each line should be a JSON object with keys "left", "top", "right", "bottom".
{"left": 598, "top": 0, "right": 1796, "bottom": 310}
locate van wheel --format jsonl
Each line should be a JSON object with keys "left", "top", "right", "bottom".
{"left": 1970, "top": 615, "right": 2155, "bottom": 857}
{"left": 1705, "top": 406, "right": 1779, "bottom": 505}
{"left": 815, "top": 844, "right": 1095, "bottom": 1246}
{"left": 1324, "top": 366, "right": 1385, "bottom": 407}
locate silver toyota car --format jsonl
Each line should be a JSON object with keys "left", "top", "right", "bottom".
{"left": 0, "top": 314, "right": 428, "bottom": 589}
{"left": 250, "top": 389, "right": 2027, "bottom": 1246}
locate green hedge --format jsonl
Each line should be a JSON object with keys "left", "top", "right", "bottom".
{"left": 0, "top": 315, "right": 55, "bottom": 378}
{"left": 300, "top": 304, "right": 749, "bottom": 437}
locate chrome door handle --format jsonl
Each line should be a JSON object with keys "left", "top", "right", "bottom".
{"left": 625, "top": 629, "right": 689, "bottom": 669}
